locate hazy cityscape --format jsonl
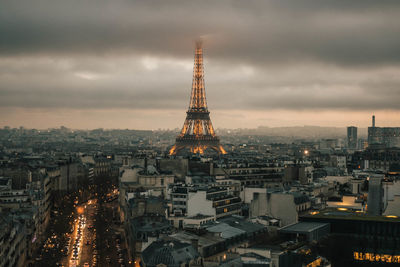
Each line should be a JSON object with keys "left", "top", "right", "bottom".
{"left": 2, "top": 1, "right": 400, "bottom": 267}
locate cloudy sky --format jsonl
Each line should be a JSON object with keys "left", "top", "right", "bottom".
{"left": 1, "top": 0, "right": 400, "bottom": 130}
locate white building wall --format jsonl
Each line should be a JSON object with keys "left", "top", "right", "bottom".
{"left": 384, "top": 195, "right": 400, "bottom": 216}
{"left": 269, "top": 194, "right": 298, "bottom": 227}
{"left": 249, "top": 192, "right": 268, "bottom": 217}
{"left": 241, "top": 187, "right": 266, "bottom": 204}
{"left": 120, "top": 168, "right": 138, "bottom": 183}
{"left": 187, "top": 191, "right": 215, "bottom": 217}
{"left": 249, "top": 192, "right": 297, "bottom": 226}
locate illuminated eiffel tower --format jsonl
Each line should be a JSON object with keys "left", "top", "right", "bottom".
{"left": 169, "top": 41, "right": 226, "bottom": 155}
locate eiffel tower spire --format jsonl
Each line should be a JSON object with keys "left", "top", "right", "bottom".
{"left": 189, "top": 40, "right": 208, "bottom": 111}
{"left": 169, "top": 41, "right": 226, "bottom": 155}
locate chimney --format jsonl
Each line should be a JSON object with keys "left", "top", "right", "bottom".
{"left": 372, "top": 115, "right": 375, "bottom": 127}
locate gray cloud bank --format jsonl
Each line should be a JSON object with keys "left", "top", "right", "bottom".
{"left": 1, "top": 0, "right": 400, "bottom": 113}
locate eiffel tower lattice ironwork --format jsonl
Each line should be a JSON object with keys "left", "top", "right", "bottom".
{"left": 169, "top": 41, "right": 226, "bottom": 155}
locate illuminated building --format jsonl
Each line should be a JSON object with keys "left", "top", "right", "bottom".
{"left": 169, "top": 41, "right": 226, "bottom": 155}
{"left": 354, "top": 252, "right": 400, "bottom": 263}
{"left": 301, "top": 208, "right": 400, "bottom": 266}
{"left": 279, "top": 222, "right": 330, "bottom": 242}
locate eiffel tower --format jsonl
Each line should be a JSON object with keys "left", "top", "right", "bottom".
{"left": 169, "top": 41, "right": 226, "bottom": 155}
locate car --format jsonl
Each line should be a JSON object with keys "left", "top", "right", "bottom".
{"left": 84, "top": 263, "right": 90, "bottom": 267}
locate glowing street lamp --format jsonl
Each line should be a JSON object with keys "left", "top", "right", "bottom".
{"left": 77, "top": 207, "right": 84, "bottom": 214}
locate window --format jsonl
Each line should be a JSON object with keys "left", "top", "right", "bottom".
{"left": 224, "top": 208, "right": 228, "bottom": 213}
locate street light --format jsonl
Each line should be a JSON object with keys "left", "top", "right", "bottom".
{"left": 77, "top": 207, "right": 84, "bottom": 214}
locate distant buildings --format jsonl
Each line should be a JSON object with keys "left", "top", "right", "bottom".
{"left": 351, "top": 146, "right": 400, "bottom": 172}
{"left": 2, "top": 123, "right": 400, "bottom": 267}
{"left": 368, "top": 115, "right": 400, "bottom": 148}
{"left": 283, "top": 165, "right": 313, "bottom": 184}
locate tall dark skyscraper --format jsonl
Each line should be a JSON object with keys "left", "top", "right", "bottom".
{"left": 347, "top": 126, "right": 358, "bottom": 149}
{"left": 169, "top": 41, "right": 226, "bottom": 155}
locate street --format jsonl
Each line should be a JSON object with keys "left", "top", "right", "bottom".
{"left": 57, "top": 187, "right": 130, "bottom": 266}
{"left": 31, "top": 180, "right": 130, "bottom": 267}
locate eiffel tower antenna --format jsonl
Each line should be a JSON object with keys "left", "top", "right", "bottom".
{"left": 169, "top": 41, "right": 226, "bottom": 155}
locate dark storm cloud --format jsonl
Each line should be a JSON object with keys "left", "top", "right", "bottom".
{"left": 0, "top": 56, "right": 190, "bottom": 109}
{"left": 0, "top": 0, "right": 400, "bottom": 116}
{"left": 0, "top": 56, "right": 399, "bottom": 111}
{"left": 1, "top": 0, "right": 400, "bottom": 66}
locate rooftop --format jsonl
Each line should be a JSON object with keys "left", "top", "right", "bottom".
{"left": 186, "top": 214, "right": 214, "bottom": 220}
{"left": 206, "top": 223, "right": 246, "bottom": 239}
{"left": 141, "top": 239, "right": 199, "bottom": 267}
{"left": 218, "top": 215, "right": 266, "bottom": 234}
{"left": 170, "top": 231, "right": 224, "bottom": 248}
{"left": 302, "top": 208, "right": 400, "bottom": 223}
{"left": 280, "top": 222, "right": 329, "bottom": 234}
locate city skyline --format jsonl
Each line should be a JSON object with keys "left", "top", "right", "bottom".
{"left": 1, "top": 0, "right": 400, "bottom": 129}
{"left": 2, "top": 2, "right": 400, "bottom": 267}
